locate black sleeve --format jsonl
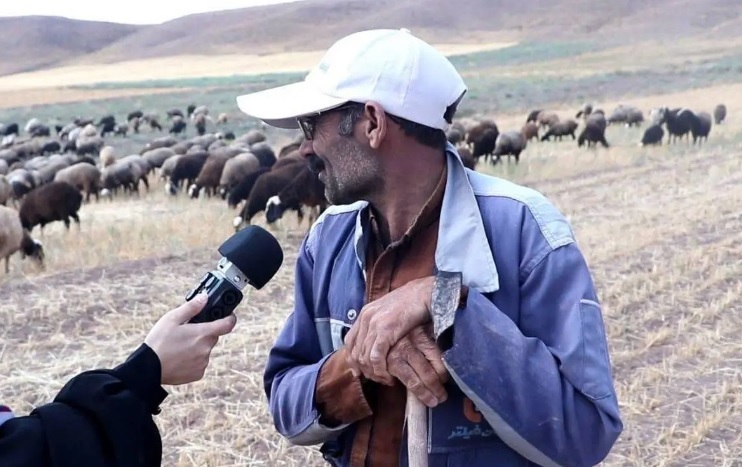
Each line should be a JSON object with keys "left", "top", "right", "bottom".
{"left": 0, "top": 343, "right": 169, "bottom": 467}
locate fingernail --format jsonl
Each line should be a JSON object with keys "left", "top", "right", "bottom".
{"left": 195, "top": 292, "right": 208, "bottom": 303}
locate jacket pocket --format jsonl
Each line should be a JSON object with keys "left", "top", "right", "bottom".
{"left": 575, "top": 299, "right": 615, "bottom": 401}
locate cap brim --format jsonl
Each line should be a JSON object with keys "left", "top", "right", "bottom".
{"left": 236, "top": 81, "right": 348, "bottom": 129}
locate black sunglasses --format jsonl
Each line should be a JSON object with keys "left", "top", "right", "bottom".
{"left": 296, "top": 102, "right": 404, "bottom": 141}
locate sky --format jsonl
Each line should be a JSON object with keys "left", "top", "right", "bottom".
{"left": 0, "top": 0, "right": 302, "bottom": 25}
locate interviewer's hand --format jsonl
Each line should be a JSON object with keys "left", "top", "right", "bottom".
{"left": 144, "top": 293, "right": 237, "bottom": 385}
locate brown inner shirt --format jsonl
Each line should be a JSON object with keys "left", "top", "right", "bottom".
{"left": 352, "top": 164, "right": 447, "bottom": 466}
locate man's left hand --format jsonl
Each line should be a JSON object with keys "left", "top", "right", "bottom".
{"left": 344, "top": 276, "right": 434, "bottom": 382}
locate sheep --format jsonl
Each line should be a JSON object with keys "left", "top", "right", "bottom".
{"left": 235, "top": 129, "right": 266, "bottom": 146}
{"left": 446, "top": 128, "right": 463, "bottom": 145}
{"left": 265, "top": 164, "right": 327, "bottom": 228}
{"left": 457, "top": 146, "right": 475, "bottom": 170}
{"left": 540, "top": 119, "right": 578, "bottom": 142}
{"left": 99, "top": 145, "right": 117, "bottom": 168}
{"left": 278, "top": 139, "right": 303, "bottom": 159}
{"left": 536, "top": 111, "right": 559, "bottom": 129}
{"left": 471, "top": 128, "right": 499, "bottom": 162}
{"left": 0, "top": 159, "right": 7, "bottom": 176}
{"left": 6, "top": 168, "right": 37, "bottom": 199}
{"left": 525, "top": 109, "right": 543, "bottom": 124}
{"left": 100, "top": 165, "right": 133, "bottom": 198}
{"left": 142, "top": 147, "right": 176, "bottom": 170}
{"left": 608, "top": 105, "right": 644, "bottom": 127}
{"left": 53, "top": 162, "right": 102, "bottom": 202}
{"left": 118, "top": 155, "right": 152, "bottom": 192}
{"left": 0, "top": 205, "right": 44, "bottom": 273}
{"left": 217, "top": 113, "right": 229, "bottom": 124}
{"left": 194, "top": 114, "right": 208, "bottom": 136}
{"left": 75, "top": 136, "right": 105, "bottom": 157}
{"left": 656, "top": 107, "right": 694, "bottom": 143}
{"left": 577, "top": 113, "right": 610, "bottom": 148}
{"left": 159, "top": 155, "right": 182, "bottom": 182}
{"left": 639, "top": 124, "right": 664, "bottom": 146}
{"left": 219, "top": 152, "right": 261, "bottom": 199}
{"left": 189, "top": 154, "right": 229, "bottom": 198}
{"left": 520, "top": 122, "right": 539, "bottom": 142}
{"left": 690, "top": 111, "right": 712, "bottom": 144}
{"left": 19, "top": 181, "right": 83, "bottom": 233}
{"left": 575, "top": 103, "right": 593, "bottom": 119}
{"left": 492, "top": 131, "right": 527, "bottom": 164}
{"left": 166, "top": 150, "right": 209, "bottom": 195}
{"left": 139, "top": 135, "right": 178, "bottom": 154}
{"left": 232, "top": 161, "right": 310, "bottom": 230}
{"left": 465, "top": 119, "right": 499, "bottom": 150}
{"left": 714, "top": 104, "right": 727, "bottom": 124}
{"left": 250, "top": 142, "right": 277, "bottom": 168}
{"left": 0, "top": 175, "right": 11, "bottom": 205}
{"left": 226, "top": 167, "right": 272, "bottom": 208}
{"left": 169, "top": 117, "right": 187, "bottom": 135}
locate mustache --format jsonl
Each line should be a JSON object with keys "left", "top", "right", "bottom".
{"left": 307, "top": 154, "right": 325, "bottom": 173}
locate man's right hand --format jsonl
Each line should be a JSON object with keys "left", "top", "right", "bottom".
{"left": 144, "top": 293, "right": 237, "bottom": 386}
{"left": 386, "top": 324, "right": 449, "bottom": 408}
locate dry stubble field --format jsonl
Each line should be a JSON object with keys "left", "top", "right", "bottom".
{"left": 2, "top": 66, "right": 742, "bottom": 466}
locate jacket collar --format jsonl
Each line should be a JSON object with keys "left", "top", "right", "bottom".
{"left": 352, "top": 142, "right": 500, "bottom": 294}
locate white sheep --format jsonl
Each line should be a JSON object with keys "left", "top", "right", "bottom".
{"left": 0, "top": 205, "right": 44, "bottom": 274}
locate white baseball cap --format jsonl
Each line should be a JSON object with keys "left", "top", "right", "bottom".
{"left": 235, "top": 28, "right": 467, "bottom": 131}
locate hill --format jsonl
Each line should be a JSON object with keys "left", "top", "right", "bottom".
{"left": 0, "top": 16, "right": 141, "bottom": 75}
{"left": 1, "top": 0, "right": 741, "bottom": 76}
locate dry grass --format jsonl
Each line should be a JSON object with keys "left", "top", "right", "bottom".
{"left": 3, "top": 74, "right": 742, "bottom": 466}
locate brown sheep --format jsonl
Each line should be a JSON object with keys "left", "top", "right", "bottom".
{"left": 578, "top": 113, "right": 610, "bottom": 148}
{"left": 536, "top": 111, "right": 559, "bottom": 129}
{"left": 714, "top": 104, "right": 727, "bottom": 124}
{"left": 19, "top": 181, "right": 83, "bottom": 232}
{"left": 53, "top": 162, "right": 102, "bottom": 202}
{"left": 521, "top": 122, "right": 539, "bottom": 142}
{"left": 159, "top": 155, "right": 182, "bottom": 182}
{"left": 139, "top": 135, "right": 178, "bottom": 155}
{"left": 265, "top": 164, "right": 328, "bottom": 230}
{"left": 540, "top": 119, "right": 578, "bottom": 142}
{"left": 142, "top": 147, "right": 176, "bottom": 169}
{"left": 236, "top": 129, "right": 266, "bottom": 146}
{"left": 217, "top": 113, "right": 229, "bottom": 124}
{"left": 189, "top": 154, "right": 229, "bottom": 198}
{"left": 0, "top": 205, "right": 44, "bottom": 273}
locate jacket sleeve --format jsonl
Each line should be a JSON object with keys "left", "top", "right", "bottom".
{"left": 263, "top": 236, "right": 372, "bottom": 446}
{"left": 437, "top": 242, "right": 623, "bottom": 467}
{"left": 0, "top": 343, "right": 168, "bottom": 467}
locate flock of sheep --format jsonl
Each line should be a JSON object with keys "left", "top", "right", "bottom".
{"left": 451, "top": 102, "right": 728, "bottom": 166}
{"left": 0, "top": 98, "right": 730, "bottom": 274}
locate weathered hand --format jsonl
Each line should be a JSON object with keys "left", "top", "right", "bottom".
{"left": 387, "top": 324, "right": 449, "bottom": 407}
{"left": 344, "top": 276, "right": 434, "bottom": 382}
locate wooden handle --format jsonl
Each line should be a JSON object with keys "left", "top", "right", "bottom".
{"left": 406, "top": 391, "right": 428, "bottom": 467}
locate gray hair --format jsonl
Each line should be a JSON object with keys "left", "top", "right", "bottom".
{"left": 337, "top": 105, "right": 365, "bottom": 136}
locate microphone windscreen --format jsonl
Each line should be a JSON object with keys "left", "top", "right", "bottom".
{"left": 218, "top": 225, "right": 284, "bottom": 289}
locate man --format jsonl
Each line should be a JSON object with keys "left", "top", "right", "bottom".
{"left": 237, "top": 28, "right": 623, "bottom": 466}
{"left": 0, "top": 292, "right": 236, "bottom": 466}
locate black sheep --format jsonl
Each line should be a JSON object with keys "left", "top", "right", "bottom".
{"left": 167, "top": 151, "right": 209, "bottom": 195}
{"left": 656, "top": 107, "right": 694, "bottom": 144}
{"left": 472, "top": 128, "right": 499, "bottom": 162}
{"left": 690, "top": 111, "right": 712, "bottom": 144}
{"left": 639, "top": 124, "right": 664, "bottom": 146}
{"left": 19, "top": 181, "right": 83, "bottom": 232}
{"left": 232, "top": 162, "right": 309, "bottom": 230}
{"left": 265, "top": 164, "right": 327, "bottom": 226}
{"left": 714, "top": 104, "right": 727, "bottom": 124}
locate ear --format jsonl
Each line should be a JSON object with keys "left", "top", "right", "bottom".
{"left": 362, "top": 101, "right": 388, "bottom": 150}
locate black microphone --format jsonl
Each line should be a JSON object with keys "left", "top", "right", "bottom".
{"left": 185, "top": 225, "right": 284, "bottom": 323}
